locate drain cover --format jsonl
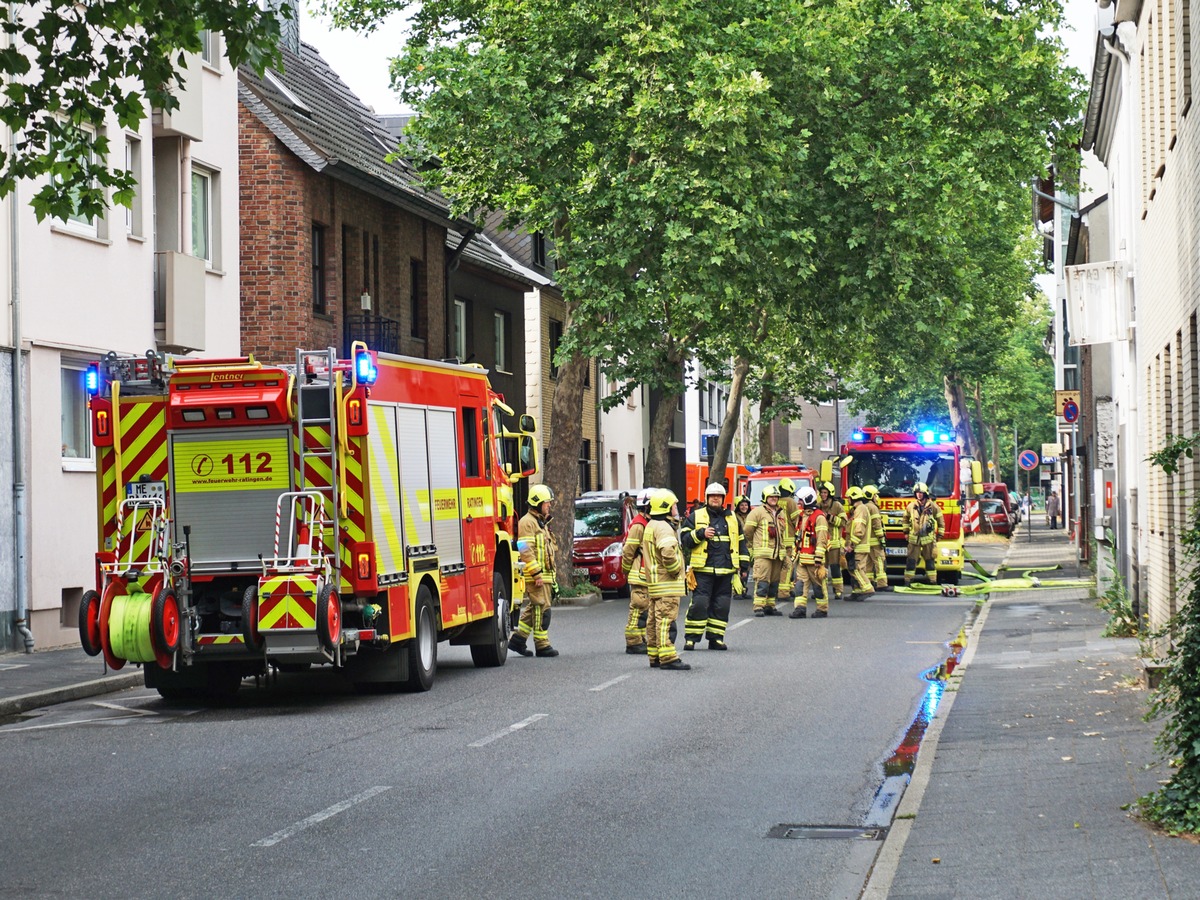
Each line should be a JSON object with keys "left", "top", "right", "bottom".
{"left": 767, "top": 825, "right": 887, "bottom": 841}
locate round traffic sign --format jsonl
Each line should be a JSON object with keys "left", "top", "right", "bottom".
{"left": 1018, "top": 450, "right": 1039, "bottom": 471}
{"left": 1063, "top": 399, "right": 1080, "bottom": 423}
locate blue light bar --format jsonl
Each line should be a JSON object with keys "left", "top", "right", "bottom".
{"left": 920, "top": 429, "right": 936, "bottom": 444}
{"left": 851, "top": 430, "right": 864, "bottom": 442}
{"left": 939, "top": 433, "right": 950, "bottom": 442}
{"left": 84, "top": 365, "right": 100, "bottom": 396}
{"left": 355, "top": 351, "right": 378, "bottom": 386}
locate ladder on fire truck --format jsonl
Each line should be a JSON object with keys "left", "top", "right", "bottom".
{"left": 293, "top": 348, "right": 340, "bottom": 557}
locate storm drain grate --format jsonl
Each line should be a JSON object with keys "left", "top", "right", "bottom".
{"left": 766, "top": 825, "right": 887, "bottom": 841}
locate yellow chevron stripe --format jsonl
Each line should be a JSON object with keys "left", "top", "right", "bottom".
{"left": 367, "top": 409, "right": 404, "bottom": 572}
{"left": 287, "top": 598, "right": 316, "bottom": 630}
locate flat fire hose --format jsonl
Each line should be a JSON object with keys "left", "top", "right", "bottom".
{"left": 894, "top": 548, "right": 1094, "bottom": 598}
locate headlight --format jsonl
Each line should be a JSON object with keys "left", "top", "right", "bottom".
{"left": 601, "top": 541, "right": 624, "bottom": 559}
{"left": 940, "top": 547, "right": 959, "bottom": 558}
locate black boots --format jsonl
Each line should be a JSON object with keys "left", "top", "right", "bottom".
{"left": 535, "top": 645, "right": 559, "bottom": 657}
{"left": 789, "top": 606, "right": 807, "bottom": 619}
{"left": 509, "top": 635, "right": 533, "bottom": 657}
{"left": 660, "top": 658, "right": 691, "bottom": 671}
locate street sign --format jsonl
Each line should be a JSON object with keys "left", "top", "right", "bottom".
{"left": 1018, "top": 449, "right": 1039, "bottom": 471}
{"left": 987, "top": 460, "right": 995, "bottom": 471}
{"left": 1062, "top": 398, "right": 1080, "bottom": 423}
{"left": 1055, "top": 390, "right": 1081, "bottom": 420}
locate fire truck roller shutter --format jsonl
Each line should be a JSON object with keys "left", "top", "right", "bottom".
{"left": 169, "top": 427, "right": 292, "bottom": 571}
{"left": 426, "top": 408, "right": 464, "bottom": 567}
{"left": 396, "top": 406, "right": 435, "bottom": 548}
{"left": 366, "top": 403, "right": 405, "bottom": 576}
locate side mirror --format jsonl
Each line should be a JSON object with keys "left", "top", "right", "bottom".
{"left": 517, "top": 434, "right": 538, "bottom": 478}
{"left": 819, "top": 459, "right": 832, "bottom": 483}
{"left": 970, "top": 460, "right": 983, "bottom": 494}
{"left": 839, "top": 455, "right": 853, "bottom": 468}
{"left": 519, "top": 414, "right": 537, "bottom": 433}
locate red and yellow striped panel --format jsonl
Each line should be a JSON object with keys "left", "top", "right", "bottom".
{"left": 258, "top": 575, "right": 318, "bottom": 631}
{"left": 98, "top": 397, "right": 168, "bottom": 555}
{"left": 339, "top": 434, "right": 367, "bottom": 591}
{"left": 196, "top": 634, "right": 247, "bottom": 646}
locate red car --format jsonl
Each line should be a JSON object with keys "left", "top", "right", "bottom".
{"left": 573, "top": 491, "right": 637, "bottom": 595}
{"left": 979, "top": 498, "right": 1015, "bottom": 536}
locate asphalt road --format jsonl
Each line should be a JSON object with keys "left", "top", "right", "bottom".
{"left": 1, "top": 540, "right": 1008, "bottom": 899}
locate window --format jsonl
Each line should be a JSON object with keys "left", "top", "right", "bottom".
{"left": 610, "top": 451, "right": 618, "bottom": 489}
{"left": 312, "top": 223, "right": 327, "bottom": 314}
{"left": 191, "top": 167, "right": 212, "bottom": 263}
{"left": 461, "top": 407, "right": 480, "bottom": 478}
{"left": 698, "top": 381, "right": 707, "bottom": 420}
{"left": 819, "top": 431, "right": 834, "bottom": 452}
{"left": 411, "top": 260, "right": 428, "bottom": 339}
{"left": 494, "top": 310, "right": 510, "bottom": 372}
{"left": 124, "top": 136, "right": 142, "bottom": 237}
{"left": 549, "top": 318, "right": 563, "bottom": 378}
{"left": 56, "top": 123, "right": 100, "bottom": 237}
{"left": 61, "top": 364, "right": 92, "bottom": 467}
{"left": 579, "top": 438, "right": 592, "bottom": 492}
{"left": 532, "top": 231, "right": 547, "bottom": 268}
{"left": 453, "top": 299, "right": 468, "bottom": 360}
{"left": 199, "top": 29, "right": 218, "bottom": 66}
{"left": 628, "top": 453, "right": 636, "bottom": 487}
{"left": 806, "top": 429, "right": 814, "bottom": 450}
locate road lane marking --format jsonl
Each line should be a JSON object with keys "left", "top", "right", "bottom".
{"left": 0, "top": 715, "right": 146, "bottom": 732}
{"left": 727, "top": 617, "right": 754, "bottom": 631}
{"left": 251, "top": 786, "right": 392, "bottom": 848}
{"left": 91, "top": 700, "right": 156, "bottom": 716}
{"left": 469, "top": 713, "right": 548, "bottom": 747}
{"left": 589, "top": 674, "right": 632, "bottom": 692}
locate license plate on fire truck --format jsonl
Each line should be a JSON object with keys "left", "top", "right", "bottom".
{"left": 885, "top": 547, "right": 907, "bottom": 557}
{"left": 125, "top": 481, "right": 166, "bottom": 501}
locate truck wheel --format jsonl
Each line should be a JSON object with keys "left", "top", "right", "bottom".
{"left": 241, "top": 585, "right": 264, "bottom": 651}
{"left": 79, "top": 590, "right": 102, "bottom": 657}
{"left": 403, "top": 585, "right": 437, "bottom": 692}
{"left": 316, "top": 584, "right": 341, "bottom": 653}
{"left": 471, "top": 570, "right": 510, "bottom": 668}
{"left": 151, "top": 589, "right": 181, "bottom": 669}
{"left": 99, "top": 579, "right": 126, "bottom": 671}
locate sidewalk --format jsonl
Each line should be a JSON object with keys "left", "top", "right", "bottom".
{"left": 0, "top": 644, "right": 141, "bottom": 718}
{"left": 868, "top": 518, "right": 1198, "bottom": 899}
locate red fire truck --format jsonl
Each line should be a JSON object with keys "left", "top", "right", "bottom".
{"left": 735, "top": 464, "right": 816, "bottom": 506}
{"left": 77, "top": 344, "right": 537, "bottom": 698}
{"left": 828, "top": 428, "right": 982, "bottom": 583}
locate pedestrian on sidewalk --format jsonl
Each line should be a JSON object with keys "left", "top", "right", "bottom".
{"left": 1046, "top": 489, "right": 1061, "bottom": 530}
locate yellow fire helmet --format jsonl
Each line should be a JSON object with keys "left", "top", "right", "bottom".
{"left": 649, "top": 488, "right": 679, "bottom": 516}
{"left": 913, "top": 482, "right": 930, "bottom": 497}
{"left": 818, "top": 480, "right": 837, "bottom": 496}
{"left": 761, "top": 485, "right": 780, "bottom": 500}
{"left": 863, "top": 485, "right": 880, "bottom": 501}
{"left": 528, "top": 484, "right": 554, "bottom": 507}
{"left": 845, "top": 486, "right": 865, "bottom": 502}
{"left": 777, "top": 477, "right": 796, "bottom": 496}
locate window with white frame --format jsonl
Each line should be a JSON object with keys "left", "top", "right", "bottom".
{"left": 806, "top": 429, "right": 814, "bottom": 450}
{"left": 819, "top": 430, "right": 834, "bottom": 452}
{"left": 124, "top": 136, "right": 143, "bottom": 237}
{"left": 61, "top": 364, "right": 93, "bottom": 466}
{"left": 494, "top": 310, "right": 510, "bottom": 372}
{"left": 453, "top": 299, "right": 468, "bottom": 360}
{"left": 191, "top": 167, "right": 213, "bottom": 263}
{"left": 199, "top": 29, "right": 218, "bottom": 67}
{"left": 56, "top": 123, "right": 101, "bottom": 237}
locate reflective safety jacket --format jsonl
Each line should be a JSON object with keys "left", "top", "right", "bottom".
{"left": 795, "top": 509, "right": 828, "bottom": 565}
{"left": 642, "top": 516, "right": 685, "bottom": 597}
{"left": 620, "top": 513, "right": 649, "bottom": 586}
{"left": 681, "top": 505, "right": 741, "bottom": 574}
{"left": 735, "top": 508, "right": 752, "bottom": 564}
{"left": 820, "top": 497, "right": 847, "bottom": 550}
{"left": 849, "top": 501, "right": 873, "bottom": 553}
{"left": 780, "top": 496, "right": 799, "bottom": 554}
{"left": 866, "top": 499, "right": 885, "bottom": 546}
{"left": 743, "top": 503, "right": 786, "bottom": 560}
{"left": 518, "top": 509, "right": 557, "bottom": 578}
{"left": 903, "top": 498, "right": 945, "bottom": 546}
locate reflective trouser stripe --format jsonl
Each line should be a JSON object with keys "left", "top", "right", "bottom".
{"left": 626, "top": 584, "right": 649, "bottom": 645}
{"left": 646, "top": 596, "right": 681, "bottom": 663}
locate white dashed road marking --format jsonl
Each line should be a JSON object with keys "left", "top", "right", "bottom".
{"left": 252, "top": 786, "right": 392, "bottom": 848}
{"left": 469, "top": 713, "right": 548, "bottom": 747}
{"left": 589, "top": 674, "right": 632, "bottom": 692}
{"left": 726, "top": 617, "right": 754, "bottom": 631}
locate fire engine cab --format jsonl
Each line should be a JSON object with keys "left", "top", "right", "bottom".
{"left": 735, "top": 464, "right": 816, "bottom": 506}
{"left": 77, "top": 344, "right": 538, "bottom": 698}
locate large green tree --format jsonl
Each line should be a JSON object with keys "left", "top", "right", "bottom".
{"left": 0, "top": 0, "right": 286, "bottom": 222}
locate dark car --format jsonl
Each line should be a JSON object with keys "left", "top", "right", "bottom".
{"left": 573, "top": 491, "right": 637, "bottom": 595}
{"left": 979, "top": 498, "right": 1015, "bottom": 536}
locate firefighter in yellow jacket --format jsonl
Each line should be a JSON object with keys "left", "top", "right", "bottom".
{"left": 846, "top": 487, "right": 875, "bottom": 599}
{"left": 903, "top": 481, "right": 945, "bottom": 586}
{"left": 863, "top": 485, "right": 892, "bottom": 592}
{"left": 733, "top": 494, "right": 752, "bottom": 601}
{"left": 742, "top": 485, "right": 787, "bottom": 616}
{"left": 775, "top": 477, "right": 800, "bottom": 606}
{"left": 511, "top": 484, "right": 559, "bottom": 658}
{"left": 791, "top": 485, "right": 830, "bottom": 618}
{"left": 643, "top": 489, "right": 690, "bottom": 670}
{"left": 619, "top": 489, "right": 654, "bottom": 654}
{"left": 680, "top": 482, "right": 743, "bottom": 650}
{"left": 818, "top": 480, "right": 847, "bottom": 601}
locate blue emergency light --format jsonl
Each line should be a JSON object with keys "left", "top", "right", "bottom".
{"left": 851, "top": 430, "right": 864, "bottom": 442}
{"left": 920, "top": 429, "right": 936, "bottom": 444}
{"left": 939, "top": 432, "right": 950, "bottom": 442}
{"left": 354, "top": 351, "right": 378, "bottom": 386}
{"left": 84, "top": 364, "right": 100, "bottom": 396}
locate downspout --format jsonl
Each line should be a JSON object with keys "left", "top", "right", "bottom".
{"left": 446, "top": 227, "right": 476, "bottom": 359}
{"left": 9, "top": 2, "right": 30, "bottom": 651}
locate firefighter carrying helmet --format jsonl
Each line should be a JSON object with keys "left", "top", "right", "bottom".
{"left": 798, "top": 485, "right": 818, "bottom": 508}
{"left": 777, "top": 477, "right": 797, "bottom": 496}
{"left": 649, "top": 488, "right": 679, "bottom": 516}
{"left": 913, "top": 482, "right": 930, "bottom": 497}
{"left": 705, "top": 482, "right": 727, "bottom": 497}
{"left": 863, "top": 485, "right": 880, "bottom": 501}
{"left": 845, "top": 486, "right": 865, "bottom": 502}
{"left": 761, "top": 485, "right": 780, "bottom": 500}
{"left": 636, "top": 488, "right": 654, "bottom": 509}
{"left": 528, "top": 484, "right": 554, "bottom": 507}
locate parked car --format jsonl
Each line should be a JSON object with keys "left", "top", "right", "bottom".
{"left": 573, "top": 491, "right": 637, "bottom": 595}
{"left": 982, "top": 482, "right": 1019, "bottom": 523}
{"left": 979, "top": 498, "right": 1015, "bottom": 536}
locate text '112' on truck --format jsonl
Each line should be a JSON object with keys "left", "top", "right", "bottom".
{"left": 827, "top": 428, "right": 982, "bottom": 584}
{"left": 77, "top": 343, "right": 538, "bottom": 698}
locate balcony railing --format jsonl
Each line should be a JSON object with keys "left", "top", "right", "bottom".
{"left": 344, "top": 313, "right": 401, "bottom": 356}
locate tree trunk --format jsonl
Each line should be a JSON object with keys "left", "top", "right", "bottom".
{"left": 943, "top": 374, "right": 978, "bottom": 459}
{"left": 757, "top": 383, "right": 775, "bottom": 465}
{"left": 542, "top": 349, "right": 589, "bottom": 591}
{"left": 645, "top": 378, "right": 681, "bottom": 489}
{"left": 971, "top": 381, "right": 989, "bottom": 475}
{"left": 988, "top": 423, "right": 1000, "bottom": 482}
{"left": 709, "top": 354, "right": 750, "bottom": 482}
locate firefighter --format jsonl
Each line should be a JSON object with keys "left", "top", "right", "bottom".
{"left": 619, "top": 489, "right": 654, "bottom": 654}
{"left": 846, "top": 487, "right": 875, "bottom": 599}
{"left": 863, "top": 485, "right": 892, "bottom": 592}
{"left": 903, "top": 482, "right": 945, "bottom": 586}
{"left": 818, "top": 480, "right": 847, "bottom": 601}
{"left": 742, "top": 485, "right": 787, "bottom": 616}
{"left": 643, "top": 488, "right": 690, "bottom": 670}
{"left": 733, "top": 494, "right": 752, "bottom": 601}
{"left": 681, "top": 483, "right": 743, "bottom": 650}
{"left": 776, "top": 477, "right": 800, "bottom": 607}
{"left": 511, "top": 484, "right": 559, "bottom": 657}
{"left": 791, "top": 485, "right": 829, "bottom": 618}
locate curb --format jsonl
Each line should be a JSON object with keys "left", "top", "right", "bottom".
{"left": 0, "top": 671, "right": 143, "bottom": 719}
{"left": 558, "top": 591, "right": 606, "bottom": 608}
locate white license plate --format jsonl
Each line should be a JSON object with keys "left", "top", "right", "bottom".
{"left": 885, "top": 547, "right": 907, "bottom": 557}
{"left": 125, "top": 481, "right": 166, "bottom": 501}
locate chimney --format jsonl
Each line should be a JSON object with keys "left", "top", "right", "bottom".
{"left": 275, "top": 0, "right": 300, "bottom": 54}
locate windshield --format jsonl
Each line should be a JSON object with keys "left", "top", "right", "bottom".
{"left": 743, "top": 475, "right": 812, "bottom": 506}
{"left": 574, "top": 501, "right": 625, "bottom": 538}
{"left": 848, "top": 451, "right": 956, "bottom": 498}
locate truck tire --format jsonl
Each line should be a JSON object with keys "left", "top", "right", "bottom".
{"left": 403, "top": 585, "right": 437, "bottom": 692}
{"left": 316, "top": 584, "right": 341, "bottom": 654}
{"left": 79, "top": 589, "right": 102, "bottom": 657}
{"left": 241, "top": 585, "right": 264, "bottom": 651}
{"left": 470, "top": 570, "right": 510, "bottom": 668}
{"left": 151, "top": 588, "right": 181, "bottom": 657}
